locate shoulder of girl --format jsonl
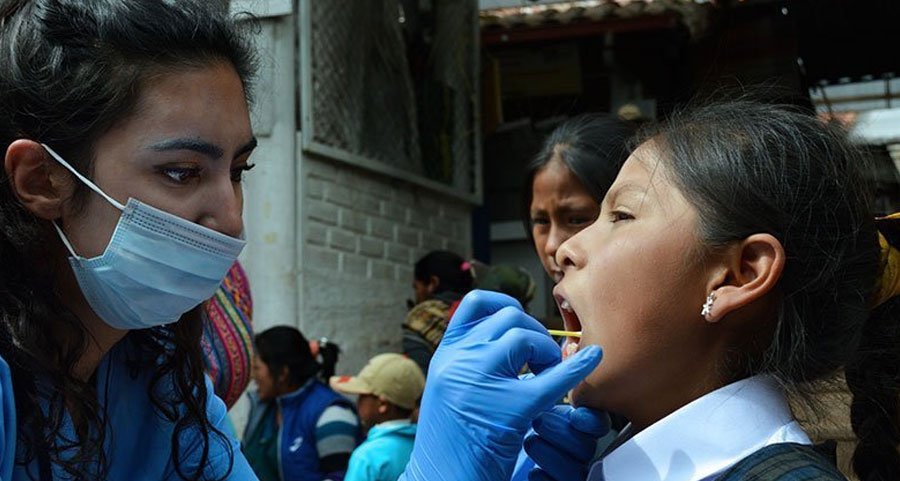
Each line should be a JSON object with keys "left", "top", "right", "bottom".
{"left": 719, "top": 443, "right": 847, "bottom": 481}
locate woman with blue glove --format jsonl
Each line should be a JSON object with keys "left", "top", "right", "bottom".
{"left": 407, "top": 101, "right": 900, "bottom": 481}
{"left": 0, "top": 0, "right": 259, "bottom": 478}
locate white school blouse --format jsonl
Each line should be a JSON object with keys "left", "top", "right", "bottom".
{"left": 588, "top": 375, "right": 812, "bottom": 481}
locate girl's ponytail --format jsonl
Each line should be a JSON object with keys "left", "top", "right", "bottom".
{"left": 313, "top": 338, "right": 341, "bottom": 382}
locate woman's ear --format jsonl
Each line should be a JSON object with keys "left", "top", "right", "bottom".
{"left": 703, "top": 233, "right": 785, "bottom": 322}
{"left": 4, "top": 140, "right": 69, "bottom": 220}
{"left": 277, "top": 366, "right": 291, "bottom": 386}
{"left": 427, "top": 275, "right": 440, "bottom": 294}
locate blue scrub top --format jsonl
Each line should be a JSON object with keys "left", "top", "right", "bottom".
{"left": 0, "top": 337, "right": 258, "bottom": 480}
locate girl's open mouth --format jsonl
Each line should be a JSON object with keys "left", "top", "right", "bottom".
{"left": 554, "top": 293, "right": 582, "bottom": 360}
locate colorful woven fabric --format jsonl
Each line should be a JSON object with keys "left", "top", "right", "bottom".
{"left": 201, "top": 261, "right": 254, "bottom": 409}
{"left": 402, "top": 299, "right": 452, "bottom": 351}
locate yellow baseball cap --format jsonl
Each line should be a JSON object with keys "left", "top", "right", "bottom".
{"left": 330, "top": 353, "right": 425, "bottom": 410}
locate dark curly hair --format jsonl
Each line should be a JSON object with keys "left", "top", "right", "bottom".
{"left": 642, "top": 99, "right": 899, "bottom": 481}
{"left": 0, "top": 0, "right": 257, "bottom": 479}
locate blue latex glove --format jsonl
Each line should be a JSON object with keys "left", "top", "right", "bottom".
{"left": 525, "top": 405, "right": 611, "bottom": 481}
{"left": 400, "top": 290, "right": 603, "bottom": 481}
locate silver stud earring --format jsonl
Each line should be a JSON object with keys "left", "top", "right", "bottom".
{"left": 701, "top": 292, "right": 716, "bottom": 319}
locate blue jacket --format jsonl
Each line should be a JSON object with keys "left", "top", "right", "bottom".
{"left": 344, "top": 421, "right": 416, "bottom": 481}
{"left": 0, "top": 338, "right": 256, "bottom": 480}
{"left": 245, "top": 380, "right": 357, "bottom": 481}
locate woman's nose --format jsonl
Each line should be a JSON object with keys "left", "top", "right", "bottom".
{"left": 544, "top": 224, "right": 563, "bottom": 260}
{"left": 199, "top": 180, "right": 244, "bottom": 238}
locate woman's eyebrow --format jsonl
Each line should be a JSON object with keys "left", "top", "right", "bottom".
{"left": 148, "top": 137, "right": 224, "bottom": 159}
{"left": 146, "top": 136, "right": 258, "bottom": 161}
{"left": 553, "top": 203, "right": 597, "bottom": 214}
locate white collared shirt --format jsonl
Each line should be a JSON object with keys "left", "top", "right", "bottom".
{"left": 589, "top": 375, "right": 811, "bottom": 481}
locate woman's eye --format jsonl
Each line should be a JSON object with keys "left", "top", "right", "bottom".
{"left": 611, "top": 211, "right": 634, "bottom": 222}
{"left": 160, "top": 166, "right": 201, "bottom": 184}
{"left": 231, "top": 163, "right": 256, "bottom": 182}
{"left": 531, "top": 217, "right": 549, "bottom": 227}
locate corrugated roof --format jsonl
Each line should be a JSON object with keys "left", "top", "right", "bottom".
{"left": 481, "top": 0, "right": 713, "bottom": 38}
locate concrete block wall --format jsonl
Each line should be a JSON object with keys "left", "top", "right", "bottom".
{"left": 299, "top": 156, "right": 472, "bottom": 374}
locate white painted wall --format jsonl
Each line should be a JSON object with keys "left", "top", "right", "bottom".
{"left": 228, "top": 1, "right": 298, "bottom": 437}
{"left": 230, "top": 0, "right": 475, "bottom": 434}
{"left": 237, "top": 6, "right": 298, "bottom": 337}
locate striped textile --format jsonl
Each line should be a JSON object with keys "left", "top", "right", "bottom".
{"left": 315, "top": 404, "right": 361, "bottom": 459}
{"left": 201, "top": 261, "right": 254, "bottom": 409}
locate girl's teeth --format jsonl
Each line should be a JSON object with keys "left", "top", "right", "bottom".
{"left": 560, "top": 299, "right": 572, "bottom": 311}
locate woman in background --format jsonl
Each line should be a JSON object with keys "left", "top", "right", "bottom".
{"left": 402, "top": 250, "right": 474, "bottom": 374}
{"left": 244, "top": 326, "right": 360, "bottom": 481}
{"left": 525, "top": 114, "right": 635, "bottom": 284}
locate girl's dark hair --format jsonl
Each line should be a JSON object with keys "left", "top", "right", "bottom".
{"left": 316, "top": 339, "right": 341, "bottom": 382}
{"left": 414, "top": 250, "right": 474, "bottom": 296}
{"left": 0, "top": 0, "right": 256, "bottom": 479}
{"left": 642, "top": 99, "right": 898, "bottom": 480}
{"left": 523, "top": 114, "right": 636, "bottom": 235}
{"left": 254, "top": 327, "right": 324, "bottom": 387}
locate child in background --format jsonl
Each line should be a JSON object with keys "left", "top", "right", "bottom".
{"left": 403, "top": 251, "right": 474, "bottom": 374}
{"left": 331, "top": 354, "right": 425, "bottom": 481}
{"left": 475, "top": 264, "right": 536, "bottom": 310}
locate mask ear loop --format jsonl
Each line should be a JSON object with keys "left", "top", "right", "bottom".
{"left": 40, "top": 143, "right": 125, "bottom": 210}
{"left": 41, "top": 143, "right": 126, "bottom": 258}
{"left": 52, "top": 222, "right": 80, "bottom": 258}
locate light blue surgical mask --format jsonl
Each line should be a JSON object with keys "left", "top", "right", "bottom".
{"left": 42, "top": 143, "right": 246, "bottom": 330}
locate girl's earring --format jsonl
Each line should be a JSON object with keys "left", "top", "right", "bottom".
{"left": 701, "top": 292, "right": 716, "bottom": 320}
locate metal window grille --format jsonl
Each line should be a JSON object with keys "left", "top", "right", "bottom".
{"left": 300, "top": 0, "right": 481, "bottom": 202}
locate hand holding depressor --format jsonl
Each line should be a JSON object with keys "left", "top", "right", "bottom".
{"left": 400, "top": 290, "right": 603, "bottom": 481}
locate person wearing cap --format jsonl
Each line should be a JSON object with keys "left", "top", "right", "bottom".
{"left": 244, "top": 326, "right": 361, "bottom": 481}
{"left": 331, "top": 354, "right": 425, "bottom": 481}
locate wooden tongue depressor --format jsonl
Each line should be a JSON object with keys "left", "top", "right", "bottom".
{"left": 547, "top": 329, "right": 582, "bottom": 338}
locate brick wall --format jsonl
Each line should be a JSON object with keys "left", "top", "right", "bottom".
{"left": 299, "top": 156, "right": 472, "bottom": 373}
